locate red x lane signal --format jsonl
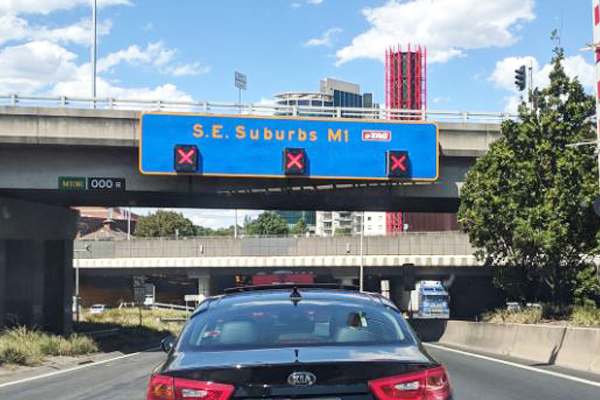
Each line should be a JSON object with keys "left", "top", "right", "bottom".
{"left": 386, "top": 151, "right": 410, "bottom": 178}
{"left": 391, "top": 155, "right": 407, "bottom": 172}
{"left": 174, "top": 145, "right": 199, "bottom": 172}
{"left": 283, "top": 148, "right": 307, "bottom": 175}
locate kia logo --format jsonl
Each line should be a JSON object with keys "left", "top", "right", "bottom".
{"left": 287, "top": 372, "right": 317, "bottom": 386}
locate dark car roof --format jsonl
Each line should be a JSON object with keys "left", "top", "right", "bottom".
{"left": 193, "top": 288, "right": 398, "bottom": 317}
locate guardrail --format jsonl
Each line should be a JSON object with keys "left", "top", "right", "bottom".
{"left": 0, "top": 94, "right": 517, "bottom": 124}
{"left": 152, "top": 302, "right": 195, "bottom": 312}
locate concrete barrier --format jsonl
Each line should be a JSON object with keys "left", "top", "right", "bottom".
{"left": 554, "top": 327, "right": 600, "bottom": 374}
{"left": 436, "top": 321, "right": 600, "bottom": 374}
{"left": 510, "top": 324, "right": 566, "bottom": 364}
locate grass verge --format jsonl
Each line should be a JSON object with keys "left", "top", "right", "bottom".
{"left": 481, "top": 304, "right": 600, "bottom": 326}
{"left": 0, "top": 326, "right": 98, "bottom": 366}
{"left": 75, "top": 308, "right": 187, "bottom": 353}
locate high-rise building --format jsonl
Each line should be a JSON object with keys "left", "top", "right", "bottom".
{"left": 315, "top": 211, "right": 389, "bottom": 237}
{"left": 274, "top": 78, "right": 374, "bottom": 117}
{"left": 276, "top": 211, "right": 316, "bottom": 232}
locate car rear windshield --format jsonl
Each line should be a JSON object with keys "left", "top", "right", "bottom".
{"left": 178, "top": 298, "right": 415, "bottom": 351}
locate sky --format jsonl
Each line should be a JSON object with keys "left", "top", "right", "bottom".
{"left": 0, "top": 0, "right": 596, "bottom": 227}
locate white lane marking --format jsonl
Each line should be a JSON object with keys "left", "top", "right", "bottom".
{"left": 0, "top": 348, "right": 159, "bottom": 390}
{"left": 425, "top": 343, "right": 600, "bottom": 388}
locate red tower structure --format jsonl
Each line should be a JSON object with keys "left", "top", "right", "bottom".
{"left": 385, "top": 44, "right": 427, "bottom": 119}
{"left": 385, "top": 45, "right": 427, "bottom": 234}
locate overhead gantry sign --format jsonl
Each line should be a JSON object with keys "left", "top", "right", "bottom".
{"left": 139, "top": 113, "right": 439, "bottom": 181}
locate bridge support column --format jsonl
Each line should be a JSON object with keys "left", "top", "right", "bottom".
{"left": 198, "top": 275, "right": 210, "bottom": 297}
{"left": 0, "top": 197, "right": 77, "bottom": 334}
{"left": 0, "top": 241, "right": 6, "bottom": 329}
{"left": 189, "top": 271, "right": 212, "bottom": 297}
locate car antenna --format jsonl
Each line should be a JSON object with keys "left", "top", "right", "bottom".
{"left": 290, "top": 287, "right": 302, "bottom": 305}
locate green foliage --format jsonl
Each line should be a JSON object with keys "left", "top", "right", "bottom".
{"left": 334, "top": 227, "right": 352, "bottom": 236}
{"left": 135, "top": 210, "right": 196, "bottom": 238}
{"left": 573, "top": 264, "right": 600, "bottom": 305}
{"left": 292, "top": 218, "right": 308, "bottom": 235}
{"left": 0, "top": 326, "right": 98, "bottom": 366}
{"left": 82, "top": 308, "right": 186, "bottom": 337}
{"left": 243, "top": 212, "right": 289, "bottom": 236}
{"left": 481, "top": 307, "right": 543, "bottom": 324}
{"left": 571, "top": 305, "right": 600, "bottom": 325}
{"left": 458, "top": 48, "right": 599, "bottom": 304}
{"left": 194, "top": 225, "right": 236, "bottom": 237}
{"left": 482, "top": 304, "right": 600, "bottom": 326}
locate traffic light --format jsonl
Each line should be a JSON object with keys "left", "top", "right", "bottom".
{"left": 386, "top": 150, "right": 410, "bottom": 178}
{"left": 174, "top": 144, "right": 199, "bottom": 172}
{"left": 515, "top": 65, "right": 526, "bottom": 91}
{"left": 283, "top": 148, "right": 307, "bottom": 175}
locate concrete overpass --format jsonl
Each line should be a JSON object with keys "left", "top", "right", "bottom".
{"left": 0, "top": 104, "right": 502, "bottom": 212}
{"left": 0, "top": 98, "right": 507, "bottom": 332}
{"left": 73, "top": 232, "right": 502, "bottom": 319}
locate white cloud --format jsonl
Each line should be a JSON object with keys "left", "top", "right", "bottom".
{"left": 98, "top": 42, "right": 175, "bottom": 72}
{"left": 0, "top": 14, "right": 111, "bottom": 46}
{"left": 0, "top": 39, "right": 196, "bottom": 101}
{"left": 164, "top": 62, "right": 210, "bottom": 77}
{"left": 305, "top": 27, "right": 342, "bottom": 47}
{"left": 335, "top": 0, "right": 535, "bottom": 66}
{"left": 0, "top": 0, "right": 206, "bottom": 102}
{"left": 0, "top": 40, "right": 79, "bottom": 94}
{"left": 291, "top": 3, "right": 301, "bottom": 8}
{"left": 97, "top": 42, "right": 209, "bottom": 77}
{"left": 489, "top": 54, "right": 595, "bottom": 112}
{"left": 142, "top": 22, "right": 154, "bottom": 31}
{"left": 0, "top": 0, "right": 131, "bottom": 16}
{"left": 307, "top": 0, "right": 324, "bottom": 4}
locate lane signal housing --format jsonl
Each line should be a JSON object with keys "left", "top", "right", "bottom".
{"left": 174, "top": 144, "right": 199, "bottom": 173}
{"left": 283, "top": 148, "right": 307, "bottom": 175}
{"left": 386, "top": 150, "right": 410, "bottom": 178}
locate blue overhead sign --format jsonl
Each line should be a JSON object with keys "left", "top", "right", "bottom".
{"left": 139, "top": 113, "right": 439, "bottom": 181}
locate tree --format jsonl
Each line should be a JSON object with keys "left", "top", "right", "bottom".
{"left": 458, "top": 48, "right": 600, "bottom": 304}
{"left": 135, "top": 210, "right": 196, "bottom": 238}
{"left": 244, "top": 212, "right": 289, "bottom": 236}
{"left": 292, "top": 218, "right": 308, "bottom": 235}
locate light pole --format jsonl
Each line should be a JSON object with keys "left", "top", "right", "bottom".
{"left": 91, "top": 0, "right": 97, "bottom": 103}
{"left": 359, "top": 211, "right": 365, "bottom": 291}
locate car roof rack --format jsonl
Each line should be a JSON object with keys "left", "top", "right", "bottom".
{"left": 223, "top": 283, "right": 359, "bottom": 295}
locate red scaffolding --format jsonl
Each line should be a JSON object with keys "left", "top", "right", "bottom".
{"left": 384, "top": 45, "right": 427, "bottom": 234}
{"left": 385, "top": 44, "right": 427, "bottom": 120}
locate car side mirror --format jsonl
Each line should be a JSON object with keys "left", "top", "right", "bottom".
{"left": 161, "top": 336, "right": 175, "bottom": 353}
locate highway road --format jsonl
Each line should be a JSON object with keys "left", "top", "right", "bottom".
{"left": 1, "top": 345, "right": 600, "bottom": 400}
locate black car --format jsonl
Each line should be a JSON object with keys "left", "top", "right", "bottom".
{"left": 146, "top": 285, "right": 452, "bottom": 400}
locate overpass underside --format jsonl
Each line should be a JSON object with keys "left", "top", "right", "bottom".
{"left": 0, "top": 145, "right": 465, "bottom": 212}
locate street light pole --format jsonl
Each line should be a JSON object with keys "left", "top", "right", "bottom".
{"left": 359, "top": 211, "right": 365, "bottom": 291}
{"left": 91, "top": 0, "right": 97, "bottom": 103}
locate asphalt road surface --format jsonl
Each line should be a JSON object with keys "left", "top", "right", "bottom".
{"left": 2, "top": 346, "right": 600, "bottom": 400}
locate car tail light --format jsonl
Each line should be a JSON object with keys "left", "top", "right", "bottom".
{"left": 147, "top": 374, "right": 235, "bottom": 400}
{"left": 368, "top": 366, "right": 451, "bottom": 400}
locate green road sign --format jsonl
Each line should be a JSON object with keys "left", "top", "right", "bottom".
{"left": 58, "top": 177, "right": 87, "bottom": 190}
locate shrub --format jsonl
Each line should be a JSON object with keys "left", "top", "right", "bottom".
{"left": 571, "top": 305, "right": 600, "bottom": 326}
{"left": 481, "top": 307, "right": 543, "bottom": 324}
{"left": 0, "top": 326, "right": 98, "bottom": 366}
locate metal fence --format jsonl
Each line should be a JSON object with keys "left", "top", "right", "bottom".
{"left": 74, "top": 231, "right": 475, "bottom": 259}
{"left": 0, "top": 94, "right": 516, "bottom": 124}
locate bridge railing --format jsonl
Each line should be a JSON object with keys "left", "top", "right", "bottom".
{"left": 0, "top": 94, "right": 516, "bottom": 124}
{"left": 74, "top": 231, "right": 476, "bottom": 259}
